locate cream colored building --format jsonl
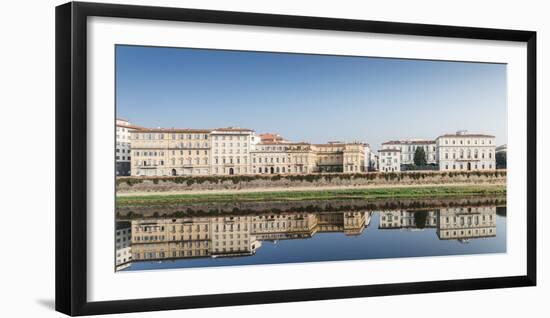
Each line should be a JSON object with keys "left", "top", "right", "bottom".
{"left": 130, "top": 217, "right": 212, "bottom": 261}
{"left": 314, "top": 143, "right": 344, "bottom": 173}
{"left": 250, "top": 141, "right": 367, "bottom": 175}
{"left": 130, "top": 128, "right": 211, "bottom": 176}
{"left": 437, "top": 206, "right": 497, "bottom": 241}
{"left": 127, "top": 124, "right": 369, "bottom": 176}
{"left": 342, "top": 143, "right": 366, "bottom": 173}
{"left": 437, "top": 131, "right": 496, "bottom": 171}
{"left": 210, "top": 215, "right": 260, "bottom": 257}
{"left": 210, "top": 128, "right": 258, "bottom": 175}
{"left": 251, "top": 213, "right": 318, "bottom": 240}
{"left": 121, "top": 210, "right": 376, "bottom": 267}
{"left": 288, "top": 143, "right": 318, "bottom": 174}
{"left": 381, "top": 139, "right": 437, "bottom": 165}
{"left": 250, "top": 142, "right": 292, "bottom": 174}
{"left": 378, "top": 149, "right": 401, "bottom": 172}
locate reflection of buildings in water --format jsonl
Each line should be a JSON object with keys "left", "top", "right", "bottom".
{"left": 378, "top": 210, "right": 437, "bottom": 230}
{"left": 251, "top": 213, "right": 318, "bottom": 241}
{"left": 115, "top": 221, "right": 132, "bottom": 270}
{"left": 211, "top": 216, "right": 260, "bottom": 257}
{"left": 123, "top": 211, "right": 372, "bottom": 264}
{"left": 377, "top": 207, "right": 498, "bottom": 242}
{"left": 131, "top": 217, "right": 211, "bottom": 261}
{"left": 318, "top": 212, "right": 371, "bottom": 236}
{"left": 437, "top": 206, "right": 497, "bottom": 242}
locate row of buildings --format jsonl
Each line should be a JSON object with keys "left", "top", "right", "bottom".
{"left": 117, "top": 118, "right": 367, "bottom": 177}
{"left": 116, "top": 118, "right": 499, "bottom": 176}
{"left": 116, "top": 206, "right": 498, "bottom": 270}
{"left": 378, "top": 131, "right": 498, "bottom": 172}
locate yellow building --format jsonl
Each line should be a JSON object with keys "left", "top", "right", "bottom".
{"left": 250, "top": 213, "right": 318, "bottom": 240}
{"left": 130, "top": 128, "right": 211, "bottom": 176}
{"left": 130, "top": 217, "right": 211, "bottom": 260}
{"left": 126, "top": 124, "right": 368, "bottom": 176}
{"left": 287, "top": 143, "right": 318, "bottom": 174}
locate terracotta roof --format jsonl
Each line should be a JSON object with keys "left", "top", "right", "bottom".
{"left": 259, "top": 133, "right": 284, "bottom": 139}
{"left": 382, "top": 140, "right": 435, "bottom": 145}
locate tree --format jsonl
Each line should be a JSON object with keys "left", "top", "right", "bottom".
{"left": 413, "top": 211, "right": 428, "bottom": 229}
{"left": 496, "top": 151, "right": 507, "bottom": 169}
{"left": 413, "top": 147, "right": 427, "bottom": 166}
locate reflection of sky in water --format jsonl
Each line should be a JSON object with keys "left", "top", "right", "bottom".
{"left": 122, "top": 209, "right": 506, "bottom": 272}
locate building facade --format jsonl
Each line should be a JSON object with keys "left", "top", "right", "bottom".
{"left": 115, "top": 221, "right": 132, "bottom": 270}
{"left": 250, "top": 142, "right": 291, "bottom": 174}
{"left": 210, "top": 128, "right": 258, "bottom": 175}
{"left": 378, "top": 149, "right": 401, "bottom": 172}
{"left": 130, "top": 128, "right": 211, "bottom": 176}
{"left": 378, "top": 210, "right": 437, "bottom": 229}
{"left": 436, "top": 131, "right": 496, "bottom": 171}
{"left": 125, "top": 211, "right": 372, "bottom": 267}
{"left": 314, "top": 142, "right": 367, "bottom": 173}
{"left": 116, "top": 118, "right": 141, "bottom": 176}
{"left": 436, "top": 206, "right": 497, "bottom": 241}
{"left": 381, "top": 139, "right": 437, "bottom": 165}
{"left": 125, "top": 123, "right": 498, "bottom": 175}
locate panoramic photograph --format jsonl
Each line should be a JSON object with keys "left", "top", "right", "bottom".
{"left": 114, "top": 45, "right": 507, "bottom": 272}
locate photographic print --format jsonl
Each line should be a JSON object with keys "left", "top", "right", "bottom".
{"left": 114, "top": 45, "right": 507, "bottom": 272}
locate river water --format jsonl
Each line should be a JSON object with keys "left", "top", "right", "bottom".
{"left": 115, "top": 197, "right": 506, "bottom": 271}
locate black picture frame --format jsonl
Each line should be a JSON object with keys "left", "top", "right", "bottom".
{"left": 55, "top": 1, "right": 537, "bottom": 316}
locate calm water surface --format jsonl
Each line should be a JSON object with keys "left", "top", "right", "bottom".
{"left": 115, "top": 203, "right": 506, "bottom": 271}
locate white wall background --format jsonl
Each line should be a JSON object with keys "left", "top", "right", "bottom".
{"left": 0, "top": 0, "right": 546, "bottom": 317}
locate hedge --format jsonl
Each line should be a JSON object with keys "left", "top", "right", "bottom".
{"left": 117, "top": 170, "right": 506, "bottom": 187}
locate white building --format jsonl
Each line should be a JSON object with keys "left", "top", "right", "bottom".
{"left": 436, "top": 131, "right": 496, "bottom": 171}
{"left": 437, "top": 206, "right": 497, "bottom": 241}
{"left": 378, "top": 210, "right": 437, "bottom": 229}
{"left": 378, "top": 149, "right": 401, "bottom": 172}
{"left": 115, "top": 222, "right": 132, "bottom": 270}
{"left": 381, "top": 139, "right": 437, "bottom": 165}
{"left": 210, "top": 128, "right": 258, "bottom": 175}
{"left": 116, "top": 118, "right": 141, "bottom": 176}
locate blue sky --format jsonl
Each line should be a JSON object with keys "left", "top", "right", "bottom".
{"left": 116, "top": 45, "right": 507, "bottom": 149}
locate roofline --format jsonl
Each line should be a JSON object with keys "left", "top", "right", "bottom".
{"left": 436, "top": 134, "right": 495, "bottom": 139}
{"left": 381, "top": 140, "right": 436, "bottom": 145}
{"left": 379, "top": 149, "right": 402, "bottom": 152}
{"left": 131, "top": 128, "right": 213, "bottom": 133}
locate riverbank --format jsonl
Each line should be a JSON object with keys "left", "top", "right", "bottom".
{"left": 116, "top": 170, "right": 506, "bottom": 194}
{"left": 116, "top": 184, "right": 506, "bottom": 208}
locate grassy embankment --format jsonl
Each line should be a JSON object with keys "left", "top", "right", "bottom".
{"left": 116, "top": 184, "right": 506, "bottom": 207}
